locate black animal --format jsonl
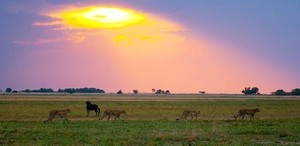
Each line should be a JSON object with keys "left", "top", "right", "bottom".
{"left": 85, "top": 101, "right": 100, "bottom": 117}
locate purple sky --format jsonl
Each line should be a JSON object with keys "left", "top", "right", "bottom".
{"left": 0, "top": 0, "right": 299, "bottom": 93}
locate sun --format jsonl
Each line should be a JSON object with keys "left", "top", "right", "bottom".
{"left": 51, "top": 7, "right": 145, "bottom": 29}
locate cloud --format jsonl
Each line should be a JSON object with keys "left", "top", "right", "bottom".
{"left": 13, "top": 38, "right": 62, "bottom": 46}
{"left": 32, "top": 21, "right": 62, "bottom": 26}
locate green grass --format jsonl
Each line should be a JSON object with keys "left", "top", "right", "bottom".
{"left": 1, "top": 120, "right": 300, "bottom": 145}
{"left": 1, "top": 98, "right": 300, "bottom": 145}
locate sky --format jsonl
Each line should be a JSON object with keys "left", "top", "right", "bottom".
{"left": 0, "top": 0, "right": 299, "bottom": 94}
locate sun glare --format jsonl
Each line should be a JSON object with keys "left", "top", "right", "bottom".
{"left": 51, "top": 7, "right": 145, "bottom": 29}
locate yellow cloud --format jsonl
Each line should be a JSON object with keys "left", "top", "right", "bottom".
{"left": 37, "top": 6, "right": 185, "bottom": 45}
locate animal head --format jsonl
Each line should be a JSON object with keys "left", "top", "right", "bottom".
{"left": 85, "top": 101, "right": 91, "bottom": 105}
{"left": 66, "top": 109, "right": 71, "bottom": 113}
{"left": 122, "top": 110, "right": 126, "bottom": 114}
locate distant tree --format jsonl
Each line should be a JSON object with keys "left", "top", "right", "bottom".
{"left": 152, "top": 88, "right": 156, "bottom": 93}
{"left": 251, "top": 87, "right": 259, "bottom": 94}
{"left": 5, "top": 88, "right": 12, "bottom": 93}
{"left": 242, "top": 87, "right": 259, "bottom": 95}
{"left": 31, "top": 88, "right": 54, "bottom": 93}
{"left": 12, "top": 90, "right": 18, "bottom": 93}
{"left": 165, "top": 90, "right": 171, "bottom": 94}
{"left": 133, "top": 90, "right": 139, "bottom": 94}
{"left": 117, "top": 90, "right": 123, "bottom": 94}
{"left": 155, "top": 89, "right": 162, "bottom": 94}
{"left": 57, "top": 87, "right": 105, "bottom": 94}
{"left": 291, "top": 88, "right": 300, "bottom": 95}
{"left": 199, "top": 91, "right": 206, "bottom": 94}
{"left": 22, "top": 89, "right": 31, "bottom": 93}
{"left": 274, "top": 89, "right": 287, "bottom": 96}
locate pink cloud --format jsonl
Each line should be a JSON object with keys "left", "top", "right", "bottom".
{"left": 32, "top": 21, "right": 62, "bottom": 26}
{"left": 13, "top": 38, "right": 62, "bottom": 46}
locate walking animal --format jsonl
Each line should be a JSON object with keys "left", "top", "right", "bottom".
{"left": 44, "top": 109, "right": 71, "bottom": 123}
{"left": 234, "top": 108, "right": 260, "bottom": 120}
{"left": 85, "top": 101, "right": 101, "bottom": 117}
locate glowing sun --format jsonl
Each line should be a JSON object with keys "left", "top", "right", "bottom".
{"left": 51, "top": 6, "right": 145, "bottom": 29}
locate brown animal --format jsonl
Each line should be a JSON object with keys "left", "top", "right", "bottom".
{"left": 44, "top": 109, "right": 71, "bottom": 123}
{"left": 234, "top": 108, "right": 260, "bottom": 120}
{"left": 176, "top": 110, "right": 201, "bottom": 121}
{"left": 99, "top": 110, "right": 126, "bottom": 121}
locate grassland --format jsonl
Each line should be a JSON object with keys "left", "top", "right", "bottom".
{"left": 1, "top": 94, "right": 300, "bottom": 145}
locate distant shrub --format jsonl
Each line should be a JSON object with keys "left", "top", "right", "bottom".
{"left": 58, "top": 87, "right": 105, "bottom": 94}
{"left": 133, "top": 90, "right": 139, "bottom": 94}
{"left": 291, "top": 88, "right": 300, "bottom": 95}
{"left": 117, "top": 90, "right": 123, "bottom": 94}
{"left": 5, "top": 88, "right": 12, "bottom": 93}
{"left": 241, "top": 87, "right": 259, "bottom": 95}
{"left": 274, "top": 90, "right": 287, "bottom": 96}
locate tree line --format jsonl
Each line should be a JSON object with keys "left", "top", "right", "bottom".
{"left": 3, "top": 87, "right": 105, "bottom": 94}
{"left": 2, "top": 87, "right": 300, "bottom": 95}
{"left": 241, "top": 87, "right": 300, "bottom": 96}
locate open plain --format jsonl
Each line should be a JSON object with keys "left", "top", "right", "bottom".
{"left": 1, "top": 93, "right": 300, "bottom": 145}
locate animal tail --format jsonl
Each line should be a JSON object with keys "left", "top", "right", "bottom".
{"left": 99, "top": 112, "right": 106, "bottom": 121}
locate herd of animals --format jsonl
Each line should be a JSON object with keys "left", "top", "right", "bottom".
{"left": 43, "top": 101, "right": 260, "bottom": 123}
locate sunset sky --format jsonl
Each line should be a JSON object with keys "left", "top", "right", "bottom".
{"left": 0, "top": 0, "right": 299, "bottom": 94}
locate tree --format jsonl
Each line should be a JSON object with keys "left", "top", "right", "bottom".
{"left": 199, "top": 91, "right": 206, "bottom": 94}
{"left": 251, "top": 87, "right": 259, "bottom": 94}
{"left": 165, "top": 90, "right": 171, "bottom": 94}
{"left": 133, "top": 90, "right": 139, "bottom": 94}
{"left": 274, "top": 89, "right": 287, "bottom": 96}
{"left": 22, "top": 89, "right": 31, "bottom": 93}
{"left": 5, "top": 88, "right": 12, "bottom": 93}
{"left": 152, "top": 88, "right": 156, "bottom": 93}
{"left": 241, "top": 87, "right": 259, "bottom": 95}
{"left": 291, "top": 88, "right": 300, "bottom": 95}
{"left": 117, "top": 90, "right": 123, "bottom": 94}
{"left": 155, "top": 89, "right": 162, "bottom": 94}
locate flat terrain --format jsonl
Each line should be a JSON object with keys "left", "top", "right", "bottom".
{"left": 1, "top": 93, "right": 300, "bottom": 145}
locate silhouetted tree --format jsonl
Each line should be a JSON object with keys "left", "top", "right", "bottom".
{"left": 155, "top": 89, "right": 162, "bottom": 94}
{"left": 199, "top": 91, "right": 206, "bottom": 94}
{"left": 251, "top": 87, "right": 259, "bottom": 94}
{"left": 12, "top": 90, "right": 18, "bottom": 93}
{"left": 117, "top": 90, "right": 123, "bottom": 94}
{"left": 242, "top": 87, "right": 259, "bottom": 95}
{"left": 291, "top": 88, "right": 300, "bottom": 95}
{"left": 22, "top": 89, "right": 31, "bottom": 93}
{"left": 31, "top": 88, "right": 54, "bottom": 93}
{"left": 133, "top": 90, "right": 139, "bottom": 94}
{"left": 165, "top": 90, "right": 171, "bottom": 94}
{"left": 5, "top": 88, "right": 12, "bottom": 93}
{"left": 152, "top": 88, "right": 156, "bottom": 93}
{"left": 274, "top": 89, "right": 287, "bottom": 96}
{"left": 57, "top": 87, "right": 105, "bottom": 93}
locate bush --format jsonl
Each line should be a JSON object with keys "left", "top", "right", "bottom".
{"left": 133, "top": 90, "right": 139, "bottom": 94}
{"left": 117, "top": 90, "right": 123, "bottom": 94}
{"left": 274, "top": 90, "right": 287, "bottom": 96}
{"left": 5, "top": 88, "right": 12, "bottom": 93}
{"left": 241, "top": 87, "right": 259, "bottom": 95}
{"left": 291, "top": 88, "right": 300, "bottom": 95}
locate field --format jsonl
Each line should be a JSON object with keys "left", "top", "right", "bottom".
{"left": 1, "top": 94, "right": 300, "bottom": 145}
